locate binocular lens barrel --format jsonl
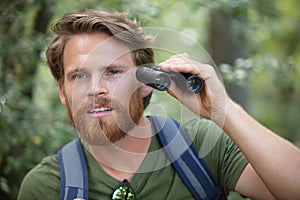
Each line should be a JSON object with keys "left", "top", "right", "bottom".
{"left": 136, "top": 67, "right": 171, "bottom": 91}
{"left": 136, "top": 67, "right": 204, "bottom": 93}
{"left": 181, "top": 73, "right": 204, "bottom": 93}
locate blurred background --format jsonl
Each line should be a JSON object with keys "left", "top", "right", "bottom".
{"left": 1, "top": 0, "right": 299, "bottom": 199}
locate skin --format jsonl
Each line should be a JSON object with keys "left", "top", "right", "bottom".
{"left": 159, "top": 53, "right": 300, "bottom": 199}
{"left": 59, "top": 33, "right": 154, "bottom": 180}
{"left": 59, "top": 33, "right": 300, "bottom": 199}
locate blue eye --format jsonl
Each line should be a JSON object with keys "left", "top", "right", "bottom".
{"left": 73, "top": 73, "right": 88, "bottom": 79}
{"left": 108, "top": 70, "right": 120, "bottom": 75}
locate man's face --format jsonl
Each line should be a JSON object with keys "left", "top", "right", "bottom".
{"left": 59, "top": 33, "right": 151, "bottom": 146}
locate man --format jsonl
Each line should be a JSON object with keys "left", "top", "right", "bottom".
{"left": 18, "top": 10, "right": 300, "bottom": 199}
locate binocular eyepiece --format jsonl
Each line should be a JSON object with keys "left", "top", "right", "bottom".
{"left": 136, "top": 67, "right": 204, "bottom": 93}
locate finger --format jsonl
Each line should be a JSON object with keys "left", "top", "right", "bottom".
{"left": 159, "top": 59, "right": 195, "bottom": 72}
{"left": 166, "top": 81, "right": 186, "bottom": 102}
{"left": 160, "top": 59, "right": 206, "bottom": 75}
{"left": 159, "top": 53, "right": 191, "bottom": 70}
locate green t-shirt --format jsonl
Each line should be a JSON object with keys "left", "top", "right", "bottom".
{"left": 18, "top": 117, "right": 248, "bottom": 199}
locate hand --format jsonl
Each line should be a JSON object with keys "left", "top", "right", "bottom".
{"left": 160, "top": 54, "right": 300, "bottom": 200}
{"left": 159, "top": 53, "right": 231, "bottom": 125}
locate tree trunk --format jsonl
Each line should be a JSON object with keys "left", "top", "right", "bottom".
{"left": 209, "top": 10, "right": 249, "bottom": 109}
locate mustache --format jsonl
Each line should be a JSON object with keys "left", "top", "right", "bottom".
{"left": 70, "top": 97, "right": 111, "bottom": 111}
{"left": 90, "top": 97, "right": 112, "bottom": 107}
{"left": 82, "top": 97, "right": 123, "bottom": 112}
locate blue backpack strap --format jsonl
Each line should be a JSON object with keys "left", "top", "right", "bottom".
{"left": 150, "top": 115, "right": 224, "bottom": 200}
{"left": 58, "top": 138, "right": 88, "bottom": 200}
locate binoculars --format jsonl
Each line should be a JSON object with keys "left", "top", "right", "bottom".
{"left": 136, "top": 67, "right": 204, "bottom": 93}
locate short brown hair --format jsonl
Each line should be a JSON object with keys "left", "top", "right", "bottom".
{"left": 46, "top": 10, "right": 154, "bottom": 108}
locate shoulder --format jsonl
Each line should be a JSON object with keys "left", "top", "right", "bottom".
{"left": 18, "top": 155, "right": 60, "bottom": 200}
{"left": 181, "top": 117, "right": 224, "bottom": 149}
{"left": 181, "top": 117, "right": 248, "bottom": 195}
{"left": 181, "top": 117, "right": 229, "bottom": 165}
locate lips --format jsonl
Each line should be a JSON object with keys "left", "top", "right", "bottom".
{"left": 87, "top": 106, "right": 114, "bottom": 118}
{"left": 88, "top": 107, "right": 113, "bottom": 113}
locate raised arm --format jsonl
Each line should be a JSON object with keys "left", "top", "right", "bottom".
{"left": 222, "top": 99, "right": 300, "bottom": 199}
{"left": 159, "top": 53, "right": 300, "bottom": 199}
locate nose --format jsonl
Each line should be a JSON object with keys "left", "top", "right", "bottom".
{"left": 88, "top": 74, "right": 108, "bottom": 97}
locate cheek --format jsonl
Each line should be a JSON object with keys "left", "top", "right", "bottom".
{"left": 112, "top": 82, "right": 140, "bottom": 108}
{"left": 112, "top": 71, "right": 140, "bottom": 98}
{"left": 64, "top": 84, "right": 87, "bottom": 110}
{"left": 73, "top": 79, "right": 90, "bottom": 94}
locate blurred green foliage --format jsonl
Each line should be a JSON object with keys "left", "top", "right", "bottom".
{"left": 1, "top": 0, "right": 300, "bottom": 199}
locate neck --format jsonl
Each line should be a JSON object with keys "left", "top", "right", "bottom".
{"left": 87, "top": 116, "right": 152, "bottom": 181}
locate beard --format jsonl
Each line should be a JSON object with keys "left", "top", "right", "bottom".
{"left": 64, "top": 88, "right": 144, "bottom": 146}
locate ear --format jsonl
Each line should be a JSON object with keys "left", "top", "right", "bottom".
{"left": 141, "top": 84, "right": 153, "bottom": 97}
{"left": 58, "top": 81, "right": 67, "bottom": 106}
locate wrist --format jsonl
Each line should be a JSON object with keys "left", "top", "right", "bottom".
{"left": 211, "top": 97, "right": 239, "bottom": 129}
{"left": 221, "top": 99, "right": 247, "bottom": 138}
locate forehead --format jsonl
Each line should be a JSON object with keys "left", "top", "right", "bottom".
{"left": 63, "top": 33, "right": 135, "bottom": 70}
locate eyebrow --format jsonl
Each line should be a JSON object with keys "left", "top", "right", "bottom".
{"left": 65, "top": 64, "right": 133, "bottom": 75}
{"left": 104, "top": 64, "right": 131, "bottom": 70}
{"left": 65, "top": 67, "right": 86, "bottom": 76}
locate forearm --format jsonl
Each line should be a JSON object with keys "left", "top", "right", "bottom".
{"left": 217, "top": 100, "right": 300, "bottom": 199}
{"left": 159, "top": 54, "right": 300, "bottom": 198}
